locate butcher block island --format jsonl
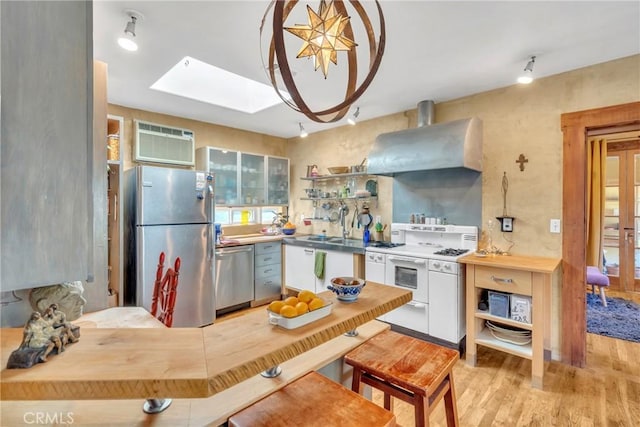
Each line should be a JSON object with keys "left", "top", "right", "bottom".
{"left": 1, "top": 282, "right": 411, "bottom": 400}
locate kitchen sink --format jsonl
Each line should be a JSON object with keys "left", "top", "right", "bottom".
{"left": 303, "top": 236, "right": 360, "bottom": 245}
{"left": 327, "top": 237, "right": 361, "bottom": 245}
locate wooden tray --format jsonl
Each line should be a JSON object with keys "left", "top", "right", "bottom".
{"left": 267, "top": 302, "right": 333, "bottom": 329}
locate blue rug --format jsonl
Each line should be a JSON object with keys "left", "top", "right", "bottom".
{"left": 586, "top": 293, "right": 640, "bottom": 342}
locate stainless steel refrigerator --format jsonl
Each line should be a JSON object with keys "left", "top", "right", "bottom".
{"left": 124, "top": 165, "right": 215, "bottom": 327}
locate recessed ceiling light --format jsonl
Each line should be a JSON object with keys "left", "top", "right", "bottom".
{"left": 151, "top": 56, "right": 290, "bottom": 113}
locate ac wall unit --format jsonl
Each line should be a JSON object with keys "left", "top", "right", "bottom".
{"left": 134, "top": 120, "right": 195, "bottom": 166}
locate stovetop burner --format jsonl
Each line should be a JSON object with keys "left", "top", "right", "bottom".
{"left": 433, "top": 248, "right": 469, "bottom": 256}
{"left": 368, "top": 242, "right": 406, "bottom": 249}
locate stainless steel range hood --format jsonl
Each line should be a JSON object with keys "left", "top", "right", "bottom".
{"left": 367, "top": 101, "right": 482, "bottom": 176}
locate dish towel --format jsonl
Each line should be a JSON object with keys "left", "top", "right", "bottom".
{"left": 315, "top": 251, "right": 326, "bottom": 279}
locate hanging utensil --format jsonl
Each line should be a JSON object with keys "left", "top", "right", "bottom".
{"left": 352, "top": 201, "right": 358, "bottom": 228}
{"left": 358, "top": 212, "right": 373, "bottom": 228}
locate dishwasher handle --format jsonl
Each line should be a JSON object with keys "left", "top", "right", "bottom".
{"left": 216, "top": 246, "right": 254, "bottom": 256}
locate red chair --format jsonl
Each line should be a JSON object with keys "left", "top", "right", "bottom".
{"left": 151, "top": 252, "right": 181, "bottom": 327}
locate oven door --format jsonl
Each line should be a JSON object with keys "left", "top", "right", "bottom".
{"left": 384, "top": 255, "right": 428, "bottom": 302}
{"left": 385, "top": 300, "right": 429, "bottom": 335}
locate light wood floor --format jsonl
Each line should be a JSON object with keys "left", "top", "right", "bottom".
{"left": 372, "top": 332, "right": 640, "bottom": 426}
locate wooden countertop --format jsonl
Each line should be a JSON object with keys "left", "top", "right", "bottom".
{"left": 217, "top": 233, "right": 286, "bottom": 247}
{"left": 459, "top": 253, "right": 561, "bottom": 274}
{"left": 1, "top": 282, "right": 411, "bottom": 401}
{"left": 0, "top": 320, "right": 391, "bottom": 426}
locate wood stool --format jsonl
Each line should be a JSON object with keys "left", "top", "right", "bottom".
{"left": 345, "top": 330, "right": 460, "bottom": 427}
{"left": 228, "top": 371, "right": 395, "bottom": 427}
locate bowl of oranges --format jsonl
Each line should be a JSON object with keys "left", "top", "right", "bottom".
{"left": 267, "top": 290, "right": 332, "bottom": 329}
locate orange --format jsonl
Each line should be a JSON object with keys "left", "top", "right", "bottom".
{"left": 284, "top": 296, "right": 299, "bottom": 306}
{"left": 297, "top": 290, "right": 316, "bottom": 304}
{"left": 295, "top": 302, "right": 309, "bottom": 315}
{"left": 268, "top": 300, "right": 285, "bottom": 314}
{"left": 308, "top": 298, "right": 325, "bottom": 311}
{"left": 280, "top": 305, "right": 298, "bottom": 318}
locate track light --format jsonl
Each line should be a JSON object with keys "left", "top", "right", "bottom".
{"left": 299, "top": 122, "right": 308, "bottom": 138}
{"left": 118, "top": 10, "right": 143, "bottom": 52}
{"left": 517, "top": 56, "right": 536, "bottom": 84}
{"left": 347, "top": 107, "right": 360, "bottom": 126}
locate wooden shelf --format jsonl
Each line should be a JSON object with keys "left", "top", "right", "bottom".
{"left": 474, "top": 311, "right": 533, "bottom": 331}
{"left": 300, "top": 172, "right": 373, "bottom": 181}
{"left": 300, "top": 196, "right": 377, "bottom": 202}
{"left": 476, "top": 328, "right": 532, "bottom": 359}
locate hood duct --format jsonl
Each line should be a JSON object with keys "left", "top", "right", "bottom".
{"left": 367, "top": 101, "right": 482, "bottom": 176}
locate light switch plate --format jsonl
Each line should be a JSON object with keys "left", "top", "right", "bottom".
{"left": 550, "top": 219, "right": 561, "bottom": 233}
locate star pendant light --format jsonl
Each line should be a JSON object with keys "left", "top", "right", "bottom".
{"left": 260, "top": 0, "right": 385, "bottom": 123}
{"left": 284, "top": 1, "right": 357, "bottom": 78}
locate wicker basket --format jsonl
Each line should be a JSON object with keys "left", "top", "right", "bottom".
{"left": 328, "top": 166, "right": 349, "bottom": 174}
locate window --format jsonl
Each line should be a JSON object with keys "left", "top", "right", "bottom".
{"left": 214, "top": 206, "right": 286, "bottom": 225}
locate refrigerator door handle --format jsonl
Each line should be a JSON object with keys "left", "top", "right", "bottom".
{"left": 207, "top": 224, "right": 214, "bottom": 261}
{"left": 208, "top": 183, "right": 215, "bottom": 260}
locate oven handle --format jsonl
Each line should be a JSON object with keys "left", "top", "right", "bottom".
{"left": 406, "top": 301, "right": 426, "bottom": 308}
{"left": 387, "top": 256, "right": 426, "bottom": 265}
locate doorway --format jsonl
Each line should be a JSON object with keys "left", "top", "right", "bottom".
{"left": 561, "top": 101, "right": 640, "bottom": 367}
{"left": 603, "top": 134, "right": 640, "bottom": 292}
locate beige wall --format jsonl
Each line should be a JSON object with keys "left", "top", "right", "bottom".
{"left": 285, "top": 54, "right": 640, "bottom": 358}
{"left": 107, "top": 105, "right": 288, "bottom": 172}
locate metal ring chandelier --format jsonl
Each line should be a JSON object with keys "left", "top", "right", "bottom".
{"left": 260, "top": 0, "right": 385, "bottom": 123}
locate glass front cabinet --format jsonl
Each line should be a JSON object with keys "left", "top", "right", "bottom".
{"left": 196, "top": 147, "right": 289, "bottom": 207}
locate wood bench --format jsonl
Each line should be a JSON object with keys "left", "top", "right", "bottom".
{"left": 228, "top": 371, "right": 396, "bottom": 427}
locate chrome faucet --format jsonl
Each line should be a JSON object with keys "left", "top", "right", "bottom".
{"left": 338, "top": 203, "right": 350, "bottom": 239}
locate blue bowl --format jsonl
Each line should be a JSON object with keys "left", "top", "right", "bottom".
{"left": 327, "top": 277, "right": 366, "bottom": 302}
{"left": 282, "top": 228, "right": 296, "bottom": 235}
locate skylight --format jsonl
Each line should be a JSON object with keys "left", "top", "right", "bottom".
{"left": 150, "top": 56, "right": 289, "bottom": 114}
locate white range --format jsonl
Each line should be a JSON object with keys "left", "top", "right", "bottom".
{"left": 365, "top": 223, "right": 478, "bottom": 347}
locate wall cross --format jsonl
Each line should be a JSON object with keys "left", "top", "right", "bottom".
{"left": 516, "top": 154, "right": 529, "bottom": 171}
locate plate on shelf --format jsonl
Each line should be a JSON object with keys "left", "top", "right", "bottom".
{"left": 486, "top": 320, "right": 532, "bottom": 345}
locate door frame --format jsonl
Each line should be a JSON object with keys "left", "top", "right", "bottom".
{"left": 561, "top": 101, "right": 640, "bottom": 367}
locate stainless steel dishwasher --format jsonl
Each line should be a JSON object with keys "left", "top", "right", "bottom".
{"left": 215, "top": 245, "right": 255, "bottom": 313}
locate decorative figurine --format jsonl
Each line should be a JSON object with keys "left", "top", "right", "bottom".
{"left": 7, "top": 305, "right": 80, "bottom": 369}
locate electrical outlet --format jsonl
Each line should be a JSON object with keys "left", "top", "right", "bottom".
{"left": 550, "top": 219, "right": 561, "bottom": 233}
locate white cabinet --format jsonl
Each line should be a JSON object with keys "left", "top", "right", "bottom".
{"left": 428, "top": 270, "right": 464, "bottom": 342}
{"left": 284, "top": 246, "right": 316, "bottom": 293}
{"left": 196, "top": 147, "right": 289, "bottom": 207}
{"left": 315, "top": 250, "right": 354, "bottom": 294}
{"left": 285, "top": 246, "right": 354, "bottom": 294}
